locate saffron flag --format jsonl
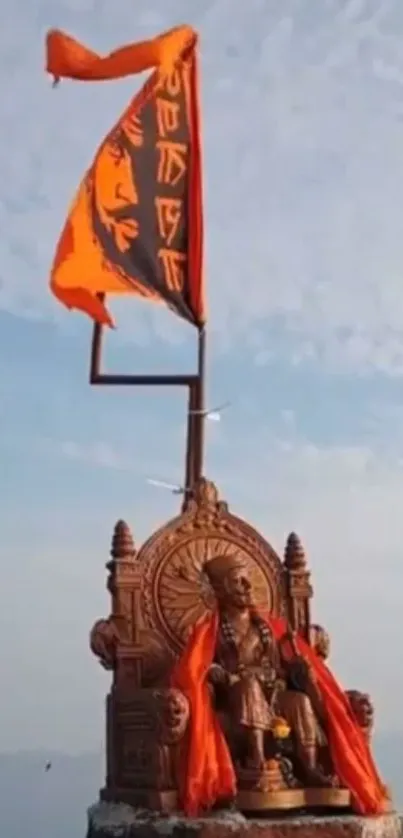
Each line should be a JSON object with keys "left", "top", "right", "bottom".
{"left": 46, "top": 26, "right": 205, "bottom": 328}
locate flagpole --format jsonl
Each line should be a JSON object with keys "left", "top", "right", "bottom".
{"left": 184, "top": 382, "right": 197, "bottom": 496}
{"left": 192, "top": 325, "right": 206, "bottom": 483}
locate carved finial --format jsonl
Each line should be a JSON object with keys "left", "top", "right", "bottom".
{"left": 284, "top": 532, "right": 306, "bottom": 569}
{"left": 182, "top": 476, "right": 228, "bottom": 519}
{"left": 111, "top": 520, "right": 135, "bottom": 560}
{"left": 193, "top": 477, "right": 219, "bottom": 507}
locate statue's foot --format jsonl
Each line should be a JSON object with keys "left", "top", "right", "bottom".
{"left": 304, "top": 766, "right": 336, "bottom": 788}
{"left": 246, "top": 754, "right": 266, "bottom": 772}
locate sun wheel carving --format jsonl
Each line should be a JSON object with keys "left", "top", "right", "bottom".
{"left": 139, "top": 496, "right": 285, "bottom": 657}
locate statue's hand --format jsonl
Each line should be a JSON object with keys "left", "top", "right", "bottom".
{"left": 208, "top": 663, "right": 229, "bottom": 687}
{"left": 285, "top": 657, "right": 312, "bottom": 692}
{"left": 238, "top": 664, "right": 260, "bottom": 681}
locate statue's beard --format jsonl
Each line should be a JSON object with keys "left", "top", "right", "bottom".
{"left": 230, "top": 591, "right": 252, "bottom": 609}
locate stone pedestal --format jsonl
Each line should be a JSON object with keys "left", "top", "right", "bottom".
{"left": 87, "top": 802, "right": 402, "bottom": 838}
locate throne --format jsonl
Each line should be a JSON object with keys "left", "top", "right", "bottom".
{"left": 90, "top": 478, "right": 374, "bottom": 813}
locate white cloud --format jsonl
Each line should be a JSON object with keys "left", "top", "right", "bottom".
{"left": 38, "top": 435, "right": 181, "bottom": 479}
{"left": 3, "top": 0, "right": 403, "bottom": 371}
{"left": 40, "top": 422, "right": 403, "bottom": 589}
{"left": 210, "top": 434, "right": 402, "bottom": 564}
{"left": 59, "top": 439, "right": 127, "bottom": 470}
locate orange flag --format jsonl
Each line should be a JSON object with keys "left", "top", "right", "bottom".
{"left": 46, "top": 26, "right": 205, "bottom": 328}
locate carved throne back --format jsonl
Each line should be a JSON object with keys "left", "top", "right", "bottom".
{"left": 93, "top": 479, "right": 312, "bottom": 692}
{"left": 138, "top": 478, "right": 289, "bottom": 686}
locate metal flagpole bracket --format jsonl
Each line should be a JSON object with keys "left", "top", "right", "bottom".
{"left": 88, "top": 297, "right": 206, "bottom": 490}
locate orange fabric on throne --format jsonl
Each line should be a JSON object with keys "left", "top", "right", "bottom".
{"left": 171, "top": 611, "right": 389, "bottom": 817}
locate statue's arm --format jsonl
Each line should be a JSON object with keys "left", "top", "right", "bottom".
{"left": 208, "top": 661, "right": 243, "bottom": 689}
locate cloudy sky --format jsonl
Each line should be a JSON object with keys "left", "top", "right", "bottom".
{"left": 1, "top": 0, "right": 403, "bottom": 754}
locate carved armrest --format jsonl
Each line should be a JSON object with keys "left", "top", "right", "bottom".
{"left": 345, "top": 689, "right": 374, "bottom": 743}
{"left": 309, "top": 628, "right": 374, "bottom": 745}
{"left": 110, "top": 688, "right": 190, "bottom": 792}
{"left": 147, "top": 687, "right": 190, "bottom": 791}
{"left": 90, "top": 616, "right": 128, "bottom": 670}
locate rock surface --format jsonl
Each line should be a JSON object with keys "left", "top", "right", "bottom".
{"left": 87, "top": 803, "right": 403, "bottom": 838}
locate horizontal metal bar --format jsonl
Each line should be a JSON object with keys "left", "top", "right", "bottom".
{"left": 90, "top": 373, "right": 198, "bottom": 387}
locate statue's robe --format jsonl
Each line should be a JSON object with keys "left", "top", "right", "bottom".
{"left": 170, "top": 611, "right": 389, "bottom": 816}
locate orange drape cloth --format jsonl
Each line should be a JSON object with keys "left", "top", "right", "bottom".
{"left": 170, "top": 612, "right": 236, "bottom": 815}
{"left": 45, "top": 26, "right": 204, "bottom": 328}
{"left": 171, "top": 611, "right": 389, "bottom": 817}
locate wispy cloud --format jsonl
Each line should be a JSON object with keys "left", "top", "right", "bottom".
{"left": 59, "top": 440, "right": 127, "bottom": 470}
{"left": 38, "top": 435, "right": 189, "bottom": 484}
{"left": 36, "top": 418, "right": 403, "bottom": 585}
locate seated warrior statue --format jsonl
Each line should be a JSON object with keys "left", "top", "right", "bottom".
{"left": 171, "top": 552, "right": 388, "bottom": 817}
{"left": 204, "top": 556, "right": 329, "bottom": 786}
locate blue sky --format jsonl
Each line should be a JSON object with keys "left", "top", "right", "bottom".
{"left": 1, "top": 0, "right": 403, "bottom": 753}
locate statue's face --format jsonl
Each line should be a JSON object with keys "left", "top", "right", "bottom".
{"left": 223, "top": 564, "right": 252, "bottom": 608}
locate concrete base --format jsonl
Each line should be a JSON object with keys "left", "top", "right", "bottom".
{"left": 86, "top": 802, "right": 403, "bottom": 838}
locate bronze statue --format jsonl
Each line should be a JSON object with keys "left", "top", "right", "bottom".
{"left": 90, "top": 477, "right": 389, "bottom": 816}
{"left": 205, "top": 553, "right": 331, "bottom": 788}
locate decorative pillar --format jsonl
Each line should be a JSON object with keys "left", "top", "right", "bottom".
{"left": 283, "top": 532, "right": 313, "bottom": 643}
{"left": 96, "top": 519, "right": 144, "bottom": 800}
{"left": 106, "top": 519, "right": 145, "bottom": 689}
{"left": 107, "top": 520, "right": 136, "bottom": 632}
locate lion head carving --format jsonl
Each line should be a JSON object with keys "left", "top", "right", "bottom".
{"left": 153, "top": 688, "right": 190, "bottom": 745}
{"left": 346, "top": 690, "right": 374, "bottom": 739}
{"left": 309, "top": 624, "right": 330, "bottom": 660}
{"left": 89, "top": 616, "right": 127, "bottom": 670}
